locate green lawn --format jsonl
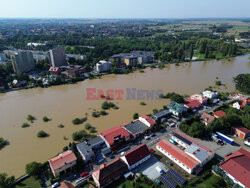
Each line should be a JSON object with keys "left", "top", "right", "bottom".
{"left": 15, "top": 176, "right": 41, "bottom": 188}
{"left": 106, "top": 178, "right": 154, "bottom": 188}
{"left": 194, "top": 173, "right": 229, "bottom": 188}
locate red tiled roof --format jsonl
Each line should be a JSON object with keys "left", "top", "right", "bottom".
{"left": 234, "top": 127, "right": 250, "bottom": 134}
{"left": 100, "top": 126, "right": 130, "bottom": 145}
{"left": 60, "top": 181, "right": 75, "bottom": 188}
{"left": 184, "top": 99, "right": 202, "bottom": 109}
{"left": 48, "top": 150, "right": 77, "bottom": 171}
{"left": 49, "top": 66, "right": 61, "bottom": 71}
{"left": 140, "top": 115, "right": 156, "bottom": 126}
{"left": 157, "top": 140, "right": 199, "bottom": 169}
{"left": 220, "top": 148, "right": 250, "bottom": 188}
{"left": 200, "top": 113, "right": 215, "bottom": 124}
{"left": 92, "top": 158, "right": 128, "bottom": 185}
{"left": 241, "top": 98, "right": 250, "bottom": 109}
{"left": 122, "top": 144, "right": 150, "bottom": 166}
{"left": 213, "top": 110, "right": 226, "bottom": 118}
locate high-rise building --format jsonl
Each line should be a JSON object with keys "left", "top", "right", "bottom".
{"left": 48, "top": 48, "right": 66, "bottom": 67}
{"left": 12, "top": 51, "right": 35, "bottom": 73}
{"left": 0, "top": 53, "right": 7, "bottom": 64}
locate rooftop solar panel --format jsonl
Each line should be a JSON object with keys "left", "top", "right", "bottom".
{"left": 160, "top": 174, "right": 177, "bottom": 188}
{"left": 167, "top": 169, "right": 186, "bottom": 185}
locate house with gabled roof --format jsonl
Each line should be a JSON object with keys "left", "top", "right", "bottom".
{"left": 200, "top": 112, "right": 215, "bottom": 126}
{"left": 167, "top": 101, "right": 187, "bottom": 117}
{"left": 48, "top": 150, "right": 77, "bottom": 177}
{"left": 92, "top": 158, "right": 128, "bottom": 187}
{"left": 220, "top": 148, "right": 250, "bottom": 188}
{"left": 120, "top": 144, "right": 151, "bottom": 170}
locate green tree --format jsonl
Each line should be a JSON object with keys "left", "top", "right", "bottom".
{"left": 133, "top": 113, "right": 139, "bottom": 120}
{"left": 0, "top": 173, "right": 15, "bottom": 188}
{"left": 25, "top": 161, "right": 42, "bottom": 177}
{"left": 233, "top": 74, "right": 250, "bottom": 94}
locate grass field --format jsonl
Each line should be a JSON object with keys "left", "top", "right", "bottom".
{"left": 15, "top": 176, "right": 41, "bottom": 188}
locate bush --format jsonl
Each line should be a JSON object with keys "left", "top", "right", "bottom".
{"left": 72, "top": 130, "right": 87, "bottom": 141}
{"left": 37, "top": 130, "right": 48, "bottom": 138}
{"left": 27, "top": 114, "right": 35, "bottom": 122}
{"left": 43, "top": 116, "right": 49, "bottom": 122}
{"left": 89, "top": 127, "right": 97, "bottom": 133}
{"left": 92, "top": 111, "right": 99, "bottom": 118}
{"left": 22, "top": 123, "right": 30, "bottom": 128}
{"left": 100, "top": 110, "right": 107, "bottom": 115}
{"left": 57, "top": 124, "right": 64, "bottom": 128}
{"left": 80, "top": 117, "right": 87, "bottom": 123}
{"left": 72, "top": 118, "right": 81, "bottom": 125}
{"left": 101, "top": 101, "right": 110, "bottom": 110}
{"left": 0, "top": 137, "right": 7, "bottom": 150}
{"left": 85, "top": 123, "right": 92, "bottom": 130}
{"left": 25, "top": 161, "right": 42, "bottom": 177}
{"left": 133, "top": 113, "right": 139, "bottom": 120}
{"left": 140, "top": 101, "right": 146, "bottom": 105}
{"left": 215, "top": 80, "right": 222, "bottom": 86}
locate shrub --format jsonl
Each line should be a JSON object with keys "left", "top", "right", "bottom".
{"left": 0, "top": 137, "right": 7, "bottom": 150}
{"left": 72, "top": 118, "right": 81, "bottom": 125}
{"left": 22, "top": 123, "right": 30, "bottom": 128}
{"left": 113, "top": 105, "right": 119, "bottom": 110}
{"left": 215, "top": 80, "right": 222, "bottom": 86}
{"left": 27, "top": 114, "right": 35, "bottom": 122}
{"left": 85, "top": 123, "right": 92, "bottom": 130}
{"left": 57, "top": 124, "right": 64, "bottom": 128}
{"left": 89, "top": 127, "right": 97, "bottom": 133}
{"left": 101, "top": 101, "right": 110, "bottom": 110}
{"left": 72, "top": 130, "right": 87, "bottom": 141}
{"left": 92, "top": 111, "right": 99, "bottom": 118}
{"left": 80, "top": 117, "right": 87, "bottom": 123}
{"left": 43, "top": 116, "right": 49, "bottom": 122}
{"left": 37, "top": 130, "right": 48, "bottom": 138}
{"left": 140, "top": 101, "right": 146, "bottom": 105}
{"left": 25, "top": 161, "right": 42, "bottom": 177}
{"left": 133, "top": 113, "right": 139, "bottom": 120}
{"left": 100, "top": 110, "right": 107, "bottom": 115}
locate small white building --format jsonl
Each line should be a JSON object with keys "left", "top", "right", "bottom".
{"left": 202, "top": 90, "right": 218, "bottom": 99}
{"left": 233, "top": 102, "right": 241, "bottom": 110}
{"left": 96, "top": 60, "right": 112, "bottom": 72}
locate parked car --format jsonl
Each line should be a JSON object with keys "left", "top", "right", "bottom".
{"left": 80, "top": 171, "right": 89, "bottom": 177}
{"left": 52, "top": 182, "right": 60, "bottom": 188}
{"left": 166, "top": 160, "right": 173, "bottom": 166}
{"left": 150, "top": 148, "right": 155, "bottom": 153}
{"left": 150, "top": 133, "right": 156, "bottom": 137}
{"left": 169, "top": 123, "right": 176, "bottom": 127}
{"left": 120, "top": 151, "right": 126, "bottom": 155}
{"left": 145, "top": 136, "right": 150, "bottom": 140}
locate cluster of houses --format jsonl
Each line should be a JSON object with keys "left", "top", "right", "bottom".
{"left": 95, "top": 51, "right": 155, "bottom": 73}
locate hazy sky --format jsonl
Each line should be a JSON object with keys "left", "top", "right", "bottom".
{"left": 1, "top": 0, "right": 250, "bottom": 18}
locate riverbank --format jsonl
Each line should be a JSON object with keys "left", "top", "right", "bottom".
{"left": 1, "top": 54, "right": 249, "bottom": 95}
{"left": 0, "top": 55, "right": 249, "bottom": 177}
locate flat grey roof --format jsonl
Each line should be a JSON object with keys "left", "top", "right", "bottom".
{"left": 76, "top": 142, "right": 93, "bottom": 156}
{"left": 87, "top": 136, "right": 104, "bottom": 146}
{"left": 153, "top": 110, "right": 171, "bottom": 119}
{"left": 124, "top": 120, "right": 148, "bottom": 135}
{"left": 173, "top": 133, "right": 192, "bottom": 145}
{"left": 185, "top": 143, "right": 210, "bottom": 162}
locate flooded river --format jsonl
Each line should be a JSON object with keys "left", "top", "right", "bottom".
{"left": 0, "top": 55, "right": 249, "bottom": 177}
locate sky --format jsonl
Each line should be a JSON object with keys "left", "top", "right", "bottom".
{"left": 0, "top": 0, "right": 250, "bottom": 19}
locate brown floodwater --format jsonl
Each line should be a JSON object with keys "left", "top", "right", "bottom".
{"left": 0, "top": 55, "right": 249, "bottom": 177}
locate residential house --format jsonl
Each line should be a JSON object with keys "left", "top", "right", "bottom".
{"left": 124, "top": 55, "right": 137, "bottom": 66}
{"left": 49, "top": 66, "right": 61, "bottom": 76}
{"left": 76, "top": 141, "right": 95, "bottom": 163}
{"left": 139, "top": 115, "right": 156, "bottom": 127}
{"left": 120, "top": 144, "right": 151, "bottom": 170}
{"left": 232, "top": 127, "right": 250, "bottom": 139}
{"left": 184, "top": 99, "right": 202, "bottom": 111}
{"left": 152, "top": 110, "right": 172, "bottom": 121}
{"left": 167, "top": 101, "right": 187, "bottom": 117}
{"left": 48, "top": 150, "right": 77, "bottom": 177}
{"left": 92, "top": 158, "right": 128, "bottom": 187}
{"left": 60, "top": 181, "right": 75, "bottom": 188}
{"left": 213, "top": 110, "right": 226, "bottom": 118}
{"left": 190, "top": 94, "right": 208, "bottom": 104}
{"left": 233, "top": 98, "right": 250, "bottom": 110}
{"left": 220, "top": 148, "right": 250, "bottom": 188}
{"left": 87, "top": 136, "right": 106, "bottom": 149}
{"left": 99, "top": 126, "right": 131, "bottom": 150}
{"left": 202, "top": 91, "right": 218, "bottom": 99}
{"left": 200, "top": 112, "right": 215, "bottom": 126}
{"left": 66, "top": 68, "right": 80, "bottom": 77}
